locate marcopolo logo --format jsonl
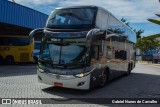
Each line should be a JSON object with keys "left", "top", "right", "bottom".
{"left": 56, "top": 74, "right": 60, "bottom": 79}
{"left": 2, "top": 99, "right": 11, "bottom": 104}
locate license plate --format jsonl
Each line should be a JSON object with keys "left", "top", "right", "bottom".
{"left": 54, "top": 82, "right": 63, "bottom": 87}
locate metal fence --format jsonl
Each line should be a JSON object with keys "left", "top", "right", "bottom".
{"left": 142, "top": 55, "right": 153, "bottom": 61}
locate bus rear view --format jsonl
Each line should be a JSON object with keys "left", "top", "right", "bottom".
{"left": 30, "top": 6, "right": 136, "bottom": 90}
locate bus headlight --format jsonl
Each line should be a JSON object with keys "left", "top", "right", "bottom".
{"left": 38, "top": 63, "right": 45, "bottom": 73}
{"left": 38, "top": 68, "right": 44, "bottom": 72}
{"left": 75, "top": 72, "right": 90, "bottom": 78}
{"left": 75, "top": 68, "right": 95, "bottom": 78}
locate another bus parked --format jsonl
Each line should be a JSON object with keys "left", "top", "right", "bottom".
{"left": 0, "top": 35, "right": 34, "bottom": 64}
{"left": 30, "top": 6, "right": 136, "bottom": 90}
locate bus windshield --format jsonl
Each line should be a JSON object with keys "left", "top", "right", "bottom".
{"left": 40, "top": 38, "right": 89, "bottom": 67}
{"left": 34, "top": 42, "right": 41, "bottom": 49}
{"left": 46, "top": 8, "right": 96, "bottom": 29}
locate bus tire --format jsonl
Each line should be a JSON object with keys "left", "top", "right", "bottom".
{"left": 126, "top": 64, "right": 131, "bottom": 76}
{"left": 130, "top": 63, "right": 133, "bottom": 70}
{"left": 99, "top": 68, "right": 109, "bottom": 87}
{"left": 6, "top": 56, "right": 14, "bottom": 64}
{"left": 0, "top": 55, "right": 3, "bottom": 64}
{"left": 134, "top": 61, "right": 136, "bottom": 68}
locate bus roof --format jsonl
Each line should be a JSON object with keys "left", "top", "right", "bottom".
{"left": 55, "top": 5, "right": 98, "bottom": 10}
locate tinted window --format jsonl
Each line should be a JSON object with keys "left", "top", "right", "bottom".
{"left": 0, "top": 37, "right": 29, "bottom": 46}
{"left": 49, "top": 44, "right": 84, "bottom": 64}
{"left": 41, "top": 38, "right": 88, "bottom": 65}
{"left": 46, "top": 8, "right": 96, "bottom": 29}
{"left": 34, "top": 42, "right": 41, "bottom": 49}
{"left": 115, "top": 50, "right": 127, "bottom": 60}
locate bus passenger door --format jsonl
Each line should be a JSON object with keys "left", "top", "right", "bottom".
{"left": 90, "top": 45, "right": 100, "bottom": 65}
{"left": 105, "top": 36, "right": 121, "bottom": 79}
{"left": 90, "top": 44, "right": 105, "bottom": 86}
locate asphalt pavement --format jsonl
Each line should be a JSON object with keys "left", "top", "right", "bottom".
{"left": 0, "top": 63, "right": 160, "bottom": 107}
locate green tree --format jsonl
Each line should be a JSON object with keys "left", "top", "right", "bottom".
{"left": 121, "top": 18, "right": 133, "bottom": 29}
{"left": 133, "top": 29, "right": 144, "bottom": 39}
{"left": 121, "top": 18, "right": 144, "bottom": 39}
{"left": 121, "top": 18, "right": 160, "bottom": 53}
{"left": 148, "top": 13, "right": 160, "bottom": 25}
{"left": 136, "top": 38, "right": 160, "bottom": 53}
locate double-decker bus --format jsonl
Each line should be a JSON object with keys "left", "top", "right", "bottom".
{"left": 30, "top": 6, "right": 136, "bottom": 90}
{"left": 0, "top": 35, "right": 34, "bottom": 64}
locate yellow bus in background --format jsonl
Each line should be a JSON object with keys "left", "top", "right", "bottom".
{"left": 0, "top": 35, "right": 34, "bottom": 64}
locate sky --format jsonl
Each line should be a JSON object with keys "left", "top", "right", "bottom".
{"left": 9, "top": 0, "right": 160, "bottom": 37}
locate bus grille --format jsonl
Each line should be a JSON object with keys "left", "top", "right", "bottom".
{"left": 20, "top": 53, "right": 29, "bottom": 61}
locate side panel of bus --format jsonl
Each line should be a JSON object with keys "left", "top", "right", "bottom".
{"left": 0, "top": 36, "right": 34, "bottom": 63}
{"left": 92, "top": 7, "right": 136, "bottom": 80}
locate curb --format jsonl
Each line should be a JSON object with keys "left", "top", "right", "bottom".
{"left": 137, "top": 62, "right": 160, "bottom": 66}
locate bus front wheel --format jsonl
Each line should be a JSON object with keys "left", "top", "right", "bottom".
{"left": 5, "top": 56, "right": 14, "bottom": 64}
{"left": 99, "top": 69, "right": 109, "bottom": 87}
{"left": 126, "top": 64, "right": 131, "bottom": 76}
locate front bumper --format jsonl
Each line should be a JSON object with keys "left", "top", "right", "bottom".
{"left": 37, "top": 70, "right": 91, "bottom": 90}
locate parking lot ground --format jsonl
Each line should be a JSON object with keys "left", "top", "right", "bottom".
{"left": 0, "top": 63, "right": 160, "bottom": 107}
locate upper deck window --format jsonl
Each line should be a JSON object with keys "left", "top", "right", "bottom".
{"left": 0, "top": 37, "right": 30, "bottom": 46}
{"left": 46, "top": 8, "right": 96, "bottom": 29}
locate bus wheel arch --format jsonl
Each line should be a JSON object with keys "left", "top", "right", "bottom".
{"left": 126, "top": 63, "right": 131, "bottom": 76}
{"left": 99, "top": 67, "right": 109, "bottom": 87}
{"left": 131, "top": 63, "right": 133, "bottom": 70}
{"left": 5, "top": 55, "right": 14, "bottom": 64}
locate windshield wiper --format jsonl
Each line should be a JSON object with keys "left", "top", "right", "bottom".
{"left": 39, "top": 57, "right": 53, "bottom": 65}
{"left": 61, "top": 62, "right": 85, "bottom": 68}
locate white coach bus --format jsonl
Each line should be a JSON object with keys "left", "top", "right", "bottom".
{"left": 29, "top": 6, "right": 136, "bottom": 90}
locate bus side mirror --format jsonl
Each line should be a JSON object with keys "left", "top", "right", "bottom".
{"left": 29, "top": 28, "right": 44, "bottom": 40}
